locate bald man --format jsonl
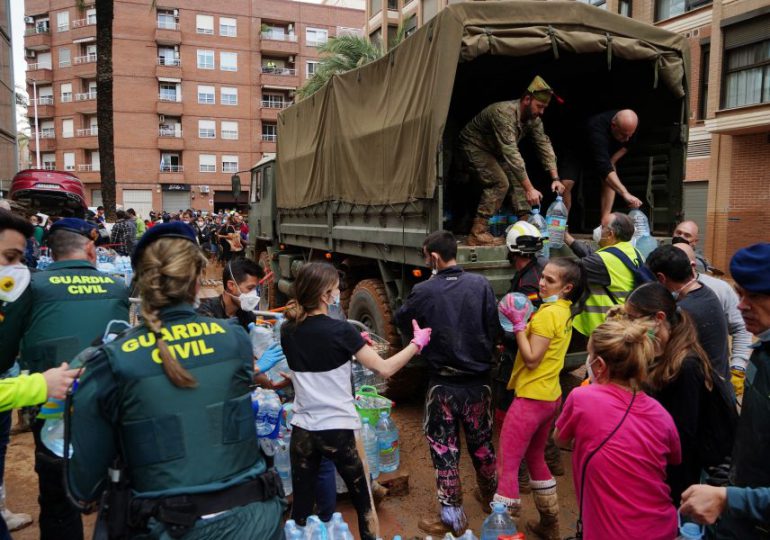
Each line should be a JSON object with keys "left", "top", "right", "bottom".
{"left": 673, "top": 220, "right": 712, "bottom": 273}
{"left": 674, "top": 243, "right": 752, "bottom": 396}
{"left": 560, "top": 109, "right": 642, "bottom": 221}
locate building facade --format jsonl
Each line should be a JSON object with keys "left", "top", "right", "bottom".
{"left": 24, "top": 0, "right": 363, "bottom": 217}
{"left": 364, "top": 0, "right": 769, "bottom": 271}
{"left": 0, "top": 0, "right": 16, "bottom": 192}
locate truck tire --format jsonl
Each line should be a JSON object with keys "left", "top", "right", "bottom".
{"left": 347, "top": 279, "right": 424, "bottom": 402}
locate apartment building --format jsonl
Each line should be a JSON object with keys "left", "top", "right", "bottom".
{"left": 365, "top": 0, "right": 769, "bottom": 271}
{"left": 24, "top": 0, "right": 363, "bottom": 217}
{"left": 0, "top": 0, "right": 16, "bottom": 187}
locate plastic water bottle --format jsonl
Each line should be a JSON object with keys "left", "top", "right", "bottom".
{"left": 274, "top": 434, "right": 292, "bottom": 496}
{"left": 481, "top": 501, "right": 517, "bottom": 540}
{"left": 527, "top": 207, "right": 550, "bottom": 259}
{"left": 459, "top": 532, "right": 479, "bottom": 540}
{"left": 247, "top": 322, "right": 275, "bottom": 359}
{"left": 40, "top": 419, "right": 71, "bottom": 458}
{"left": 677, "top": 512, "right": 704, "bottom": 539}
{"left": 251, "top": 388, "right": 281, "bottom": 438}
{"left": 326, "top": 512, "right": 344, "bottom": 538}
{"left": 361, "top": 417, "right": 380, "bottom": 480}
{"left": 306, "top": 515, "right": 329, "bottom": 540}
{"left": 628, "top": 209, "right": 657, "bottom": 259}
{"left": 375, "top": 411, "right": 399, "bottom": 473}
{"left": 331, "top": 522, "right": 354, "bottom": 540}
{"left": 284, "top": 519, "right": 301, "bottom": 539}
{"left": 545, "top": 195, "right": 568, "bottom": 249}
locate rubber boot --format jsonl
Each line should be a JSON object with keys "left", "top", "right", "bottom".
{"left": 544, "top": 436, "right": 565, "bottom": 477}
{"left": 518, "top": 461, "right": 531, "bottom": 494}
{"left": 0, "top": 485, "right": 32, "bottom": 532}
{"left": 467, "top": 217, "right": 504, "bottom": 246}
{"left": 527, "top": 482, "right": 560, "bottom": 540}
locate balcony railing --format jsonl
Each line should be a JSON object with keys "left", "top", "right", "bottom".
{"left": 306, "top": 40, "right": 328, "bottom": 48}
{"left": 262, "top": 134, "right": 277, "bottom": 142}
{"left": 59, "top": 60, "right": 71, "bottom": 67}
{"left": 160, "top": 164, "right": 184, "bottom": 173}
{"left": 72, "top": 18, "right": 96, "bottom": 28}
{"left": 36, "top": 129, "right": 55, "bottom": 139}
{"left": 158, "top": 93, "right": 181, "bottom": 102}
{"left": 77, "top": 127, "right": 98, "bottom": 137}
{"left": 261, "top": 100, "right": 290, "bottom": 109}
{"left": 31, "top": 96, "right": 54, "bottom": 105}
{"left": 261, "top": 32, "right": 298, "bottom": 42}
{"left": 159, "top": 127, "right": 182, "bottom": 137}
{"left": 61, "top": 94, "right": 73, "bottom": 103}
{"left": 27, "top": 62, "right": 53, "bottom": 71}
{"left": 157, "top": 20, "right": 180, "bottom": 31}
{"left": 260, "top": 67, "right": 296, "bottom": 76}
{"left": 158, "top": 57, "right": 181, "bottom": 66}
{"left": 76, "top": 91, "right": 97, "bottom": 101}
{"left": 74, "top": 54, "right": 97, "bottom": 64}
{"left": 25, "top": 26, "right": 50, "bottom": 36}
{"left": 57, "top": 24, "right": 69, "bottom": 32}
{"left": 77, "top": 164, "right": 100, "bottom": 172}
{"left": 43, "top": 163, "right": 56, "bottom": 171}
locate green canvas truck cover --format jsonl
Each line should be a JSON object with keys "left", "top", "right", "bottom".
{"left": 276, "top": 0, "right": 689, "bottom": 210}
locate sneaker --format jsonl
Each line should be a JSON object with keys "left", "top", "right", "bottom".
{"left": 1, "top": 507, "right": 33, "bottom": 532}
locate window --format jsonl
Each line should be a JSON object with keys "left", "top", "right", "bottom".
{"left": 63, "top": 152, "right": 75, "bottom": 171}
{"left": 157, "top": 9, "right": 178, "bottom": 30}
{"left": 62, "top": 119, "right": 74, "bottom": 138}
{"left": 35, "top": 18, "right": 50, "bottom": 34}
{"left": 60, "top": 83, "right": 72, "bottom": 102}
{"left": 722, "top": 38, "right": 770, "bottom": 109}
{"left": 42, "top": 153, "right": 56, "bottom": 170}
{"left": 222, "top": 155, "right": 239, "bottom": 173}
{"left": 387, "top": 25, "right": 399, "bottom": 46}
{"left": 578, "top": 0, "right": 607, "bottom": 8}
{"left": 262, "top": 94, "right": 286, "bottom": 108}
{"left": 423, "top": 0, "right": 438, "bottom": 22}
{"left": 306, "top": 28, "right": 328, "bottom": 47}
{"left": 196, "top": 14, "right": 214, "bottom": 35}
{"left": 404, "top": 15, "right": 417, "bottom": 38}
{"left": 199, "top": 154, "right": 216, "bottom": 173}
{"left": 38, "top": 86, "right": 53, "bottom": 105}
{"left": 197, "top": 85, "right": 215, "bottom": 104}
{"left": 158, "top": 46, "right": 179, "bottom": 66}
{"left": 262, "top": 123, "right": 277, "bottom": 142}
{"left": 387, "top": 0, "right": 398, "bottom": 10}
{"left": 220, "top": 87, "right": 238, "bottom": 105}
{"left": 159, "top": 83, "right": 179, "bottom": 101}
{"left": 198, "top": 120, "right": 216, "bottom": 139}
{"left": 369, "top": 28, "right": 382, "bottom": 50}
{"left": 619, "top": 0, "right": 632, "bottom": 16}
{"left": 59, "top": 48, "right": 71, "bottom": 67}
{"left": 220, "top": 17, "right": 236, "bottom": 37}
{"left": 220, "top": 52, "right": 237, "bottom": 71}
{"left": 197, "top": 50, "right": 214, "bottom": 70}
{"left": 221, "top": 121, "right": 239, "bottom": 139}
{"left": 370, "top": 0, "right": 382, "bottom": 15}
{"left": 40, "top": 120, "right": 54, "bottom": 138}
{"left": 86, "top": 8, "right": 96, "bottom": 25}
{"left": 306, "top": 61, "right": 319, "bottom": 78}
{"left": 698, "top": 44, "right": 710, "bottom": 119}
{"left": 161, "top": 153, "right": 182, "bottom": 172}
{"left": 57, "top": 11, "right": 69, "bottom": 32}
{"left": 655, "top": 0, "right": 710, "bottom": 21}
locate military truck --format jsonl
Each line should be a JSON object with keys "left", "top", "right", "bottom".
{"left": 243, "top": 1, "right": 690, "bottom": 373}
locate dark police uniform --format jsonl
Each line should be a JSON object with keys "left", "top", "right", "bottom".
{"left": 67, "top": 304, "right": 284, "bottom": 539}
{"left": 0, "top": 258, "right": 129, "bottom": 540}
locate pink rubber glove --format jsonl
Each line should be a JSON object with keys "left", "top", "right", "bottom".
{"left": 500, "top": 304, "right": 527, "bottom": 333}
{"left": 360, "top": 332, "right": 374, "bottom": 346}
{"left": 410, "top": 319, "right": 431, "bottom": 353}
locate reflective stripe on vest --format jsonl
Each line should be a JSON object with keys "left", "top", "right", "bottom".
{"left": 573, "top": 241, "right": 638, "bottom": 336}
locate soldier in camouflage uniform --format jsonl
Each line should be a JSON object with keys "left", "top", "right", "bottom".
{"left": 459, "top": 76, "right": 564, "bottom": 246}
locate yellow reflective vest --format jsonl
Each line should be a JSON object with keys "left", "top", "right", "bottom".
{"left": 573, "top": 241, "right": 639, "bottom": 337}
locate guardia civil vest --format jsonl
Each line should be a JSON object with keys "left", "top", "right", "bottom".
{"left": 573, "top": 241, "right": 639, "bottom": 337}
{"left": 100, "top": 304, "right": 262, "bottom": 495}
{"left": 17, "top": 260, "right": 130, "bottom": 372}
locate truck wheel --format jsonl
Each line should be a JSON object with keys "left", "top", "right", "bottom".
{"left": 347, "top": 279, "right": 424, "bottom": 402}
{"left": 257, "top": 251, "right": 278, "bottom": 310}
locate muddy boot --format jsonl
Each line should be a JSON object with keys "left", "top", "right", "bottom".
{"left": 527, "top": 481, "right": 560, "bottom": 540}
{"left": 473, "top": 488, "right": 493, "bottom": 514}
{"left": 544, "top": 436, "right": 565, "bottom": 477}
{"left": 467, "top": 217, "right": 504, "bottom": 246}
{"left": 418, "top": 506, "right": 468, "bottom": 537}
{"left": 518, "top": 462, "right": 531, "bottom": 494}
{"left": 0, "top": 486, "right": 32, "bottom": 532}
{"left": 492, "top": 493, "right": 521, "bottom": 518}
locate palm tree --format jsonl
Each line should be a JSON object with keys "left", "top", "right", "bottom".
{"left": 94, "top": 0, "right": 116, "bottom": 220}
{"left": 297, "top": 28, "right": 405, "bottom": 100}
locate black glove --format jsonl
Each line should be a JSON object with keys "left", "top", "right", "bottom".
{"left": 705, "top": 459, "right": 731, "bottom": 487}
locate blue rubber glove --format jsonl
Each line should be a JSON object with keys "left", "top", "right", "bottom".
{"left": 256, "top": 344, "right": 286, "bottom": 374}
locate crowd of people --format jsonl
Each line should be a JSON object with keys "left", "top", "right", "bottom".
{"left": 0, "top": 197, "right": 767, "bottom": 540}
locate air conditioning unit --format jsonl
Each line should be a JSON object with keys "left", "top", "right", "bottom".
{"left": 173, "top": 9, "right": 179, "bottom": 17}
{"left": 158, "top": 114, "right": 165, "bottom": 123}
{"left": 24, "top": 16, "right": 34, "bottom": 24}
{"left": 25, "top": 50, "right": 36, "bottom": 59}
{"left": 200, "top": 185, "right": 210, "bottom": 193}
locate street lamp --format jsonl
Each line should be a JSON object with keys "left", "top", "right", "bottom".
{"left": 30, "top": 78, "right": 40, "bottom": 169}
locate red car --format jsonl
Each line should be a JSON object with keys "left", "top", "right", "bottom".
{"left": 10, "top": 169, "right": 88, "bottom": 218}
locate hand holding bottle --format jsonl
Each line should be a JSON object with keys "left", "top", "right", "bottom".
{"left": 410, "top": 320, "right": 431, "bottom": 353}
{"left": 256, "top": 344, "right": 286, "bottom": 374}
{"left": 42, "top": 363, "right": 81, "bottom": 400}
{"left": 499, "top": 303, "right": 528, "bottom": 333}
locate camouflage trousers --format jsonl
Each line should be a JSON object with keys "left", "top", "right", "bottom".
{"left": 462, "top": 144, "right": 529, "bottom": 219}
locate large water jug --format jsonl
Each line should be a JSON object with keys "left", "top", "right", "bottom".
{"left": 375, "top": 411, "right": 399, "bottom": 473}
{"left": 545, "top": 196, "right": 568, "bottom": 249}
{"left": 274, "top": 434, "right": 292, "bottom": 496}
{"left": 480, "top": 501, "right": 517, "bottom": 540}
{"left": 628, "top": 209, "right": 658, "bottom": 259}
{"left": 361, "top": 417, "right": 380, "bottom": 480}
{"left": 527, "top": 207, "right": 550, "bottom": 259}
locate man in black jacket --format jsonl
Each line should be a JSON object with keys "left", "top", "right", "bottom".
{"left": 396, "top": 230, "right": 501, "bottom": 537}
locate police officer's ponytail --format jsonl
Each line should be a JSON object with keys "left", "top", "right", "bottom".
{"left": 136, "top": 238, "right": 207, "bottom": 389}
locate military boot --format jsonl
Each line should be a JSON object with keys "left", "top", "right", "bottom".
{"left": 527, "top": 481, "right": 560, "bottom": 540}
{"left": 467, "top": 217, "right": 504, "bottom": 246}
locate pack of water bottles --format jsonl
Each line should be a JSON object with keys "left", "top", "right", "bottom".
{"left": 36, "top": 247, "right": 53, "bottom": 270}
{"left": 251, "top": 387, "right": 282, "bottom": 440}
{"left": 284, "top": 513, "right": 354, "bottom": 540}
{"left": 248, "top": 321, "right": 293, "bottom": 388}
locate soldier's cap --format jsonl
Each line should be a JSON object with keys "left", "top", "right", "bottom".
{"left": 49, "top": 218, "right": 99, "bottom": 242}
{"left": 527, "top": 76, "right": 564, "bottom": 105}
{"left": 131, "top": 221, "right": 197, "bottom": 269}
{"left": 730, "top": 242, "right": 770, "bottom": 294}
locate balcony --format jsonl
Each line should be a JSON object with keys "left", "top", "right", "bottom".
{"left": 26, "top": 63, "right": 53, "bottom": 83}
{"left": 77, "top": 127, "right": 98, "bottom": 137}
{"left": 72, "top": 54, "right": 97, "bottom": 77}
{"left": 159, "top": 163, "right": 184, "bottom": 181}
{"left": 157, "top": 96, "right": 183, "bottom": 116}
{"left": 261, "top": 100, "right": 291, "bottom": 109}
{"left": 29, "top": 133, "right": 56, "bottom": 152}
{"left": 29, "top": 96, "right": 55, "bottom": 117}
{"left": 260, "top": 107, "right": 280, "bottom": 121}
{"left": 24, "top": 27, "right": 51, "bottom": 50}
{"left": 158, "top": 127, "right": 184, "bottom": 150}
{"left": 260, "top": 67, "right": 299, "bottom": 89}
{"left": 75, "top": 91, "right": 97, "bottom": 101}
{"left": 77, "top": 163, "right": 100, "bottom": 172}
{"left": 156, "top": 57, "right": 182, "bottom": 78}
{"left": 260, "top": 32, "right": 299, "bottom": 54}
{"left": 262, "top": 134, "right": 277, "bottom": 142}
{"left": 71, "top": 19, "right": 96, "bottom": 41}
{"left": 155, "top": 21, "right": 181, "bottom": 45}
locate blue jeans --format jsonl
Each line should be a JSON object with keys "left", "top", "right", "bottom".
{"left": 316, "top": 458, "right": 337, "bottom": 522}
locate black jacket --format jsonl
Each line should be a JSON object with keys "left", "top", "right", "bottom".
{"left": 395, "top": 266, "right": 501, "bottom": 384}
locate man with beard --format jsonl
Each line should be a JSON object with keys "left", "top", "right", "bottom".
{"left": 458, "top": 76, "right": 564, "bottom": 246}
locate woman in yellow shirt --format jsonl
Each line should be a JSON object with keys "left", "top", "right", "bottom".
{"left": 495, "top": 258, "right": 584, "bottom": 539}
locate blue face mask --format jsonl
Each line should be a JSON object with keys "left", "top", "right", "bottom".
{"left": 542, "top": 294, "right": 560, "bottom": 303}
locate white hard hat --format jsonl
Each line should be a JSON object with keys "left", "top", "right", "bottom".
{"left": 505, "top": 221, "right": 543, "bottom": 254}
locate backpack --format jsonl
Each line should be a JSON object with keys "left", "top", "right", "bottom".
{"left": 601, "top": 246, "right": 655, "bottom": 304}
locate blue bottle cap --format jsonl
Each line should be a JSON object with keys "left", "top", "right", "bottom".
{"left": 680, "top": 522, "right": 703, "bottom": 539}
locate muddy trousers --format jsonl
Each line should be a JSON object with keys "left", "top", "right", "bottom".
{"left": 463, "top": 145, "right": 530, "bottom": 218}
{"left": 424, "top": 383, "right": 497, "bottom": 508}
{"left": 290, "top": 426, "right": 377, "bottom": 540}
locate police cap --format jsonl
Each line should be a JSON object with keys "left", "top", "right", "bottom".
{"left": 131, "top": 221, "right": 197, "bottom": 269}
{"left": 49, "top": 218, "right": 99, "bottom": 241}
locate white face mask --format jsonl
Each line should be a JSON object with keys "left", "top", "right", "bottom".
{"left": 586, "top": 357, "right": 597, "bottom": 384}
{"left": 592, "top": 225, "right": 603, "bottom": 243}
{"left": 239, "top": 289, "right": 261, "bottom": 313}
{"left": 0, "top": 264, "right": 31, "bottom": 303}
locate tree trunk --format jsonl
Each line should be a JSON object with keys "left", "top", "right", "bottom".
{"left": 96, "top": 0, "right": 116, "bottom": 221}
